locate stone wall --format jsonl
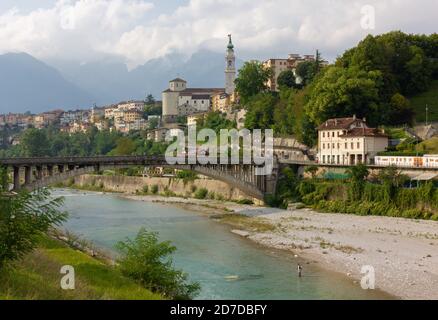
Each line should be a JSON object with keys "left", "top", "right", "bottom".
{"left": 73, "top": 174, "right": 251, "bottom": 201}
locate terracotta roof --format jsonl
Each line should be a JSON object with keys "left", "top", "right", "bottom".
{"left": 317, "top": 117, "right": 362, "bottom": 130}
{"left": 341, "top": 127, "right": 388, "bottom": 138}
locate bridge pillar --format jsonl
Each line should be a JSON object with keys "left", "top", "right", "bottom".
{"left": 58, "top": 165, "right": 65, "bottom": 173}
{"left": 68, "top": 165, "right": 75, "bottom": 171}
{"left": 13, "top": 166, "right": 20, "bottom": 190}
{"left": 47, "top": 165, "right": 53, "bottom": 176}
{"left": 36, "top": 166, "right": 43, "bottom": 180}
{"left": 24, "top": 166, "right": 32, "bottom": 185}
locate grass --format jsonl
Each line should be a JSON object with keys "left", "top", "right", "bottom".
{"left": 410, "top": 80, "right": 438, "bottom": 123}
{"left": 0, "top": 236, "right": 162, "bottom": 300}
{"left": 416, "top": 137, "right": 438, "bottom": 154}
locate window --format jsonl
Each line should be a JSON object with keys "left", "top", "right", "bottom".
{"left": 323, "top": 155, "right": 326, "bottom": 163}
{"left": 345, "top": 143, "right": 348, "bottom": 149}
{"left": 337, "top": 143, "right": 340, "bottom": 149}
{"left": 351, "top": 142, "right": 354, "bottom": 149}
{"left": 323, "top": 143, "right": 325, "bottom": 149}
{"left": 357, "top": 142, "right": 360, "bottom": 149}
{"left": 323, "top": 132, "right": 325, "bottom": 138}
{"left": 332, "top": 132, "right": 335, "bottom": 137}
{"left": 333, "top": 143, "right": 335, "bottom": 149}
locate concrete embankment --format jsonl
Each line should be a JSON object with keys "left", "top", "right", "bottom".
{"left": 72, "top": 174, "right": 253, "bottom": 201}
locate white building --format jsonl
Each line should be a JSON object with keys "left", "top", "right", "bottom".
{"left": 317, "top": 116, "right": 388, "bottom": 165}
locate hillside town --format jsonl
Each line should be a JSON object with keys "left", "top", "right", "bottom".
{"left": 0, "top": 35, "right": 326, "bottom": 145}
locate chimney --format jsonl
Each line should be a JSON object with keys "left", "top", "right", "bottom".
{"left": 363, "top": 117, "right": 366, "bottom": 123}
{"left": 353, "top": 114, "right": 356, "bottom": 120}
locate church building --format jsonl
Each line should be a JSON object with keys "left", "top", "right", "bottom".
{"left": 162, "top": 35, "right": 237, "bottom": 123}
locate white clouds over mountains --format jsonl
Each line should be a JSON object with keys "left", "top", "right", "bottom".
{"left": 0, "top": 0, "right": 437, "bottom": 68}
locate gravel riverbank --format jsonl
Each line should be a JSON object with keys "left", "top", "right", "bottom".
{"left": 123, "top": 194, "right": 438, "bottom": 300}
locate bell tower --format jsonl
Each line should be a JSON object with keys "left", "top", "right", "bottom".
{"left": 225, "top": 34, "right": 236, "bottom": 95}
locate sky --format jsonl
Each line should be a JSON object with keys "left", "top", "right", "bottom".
{"left": 0, "top": 0, "right": 437, "bottom": 68}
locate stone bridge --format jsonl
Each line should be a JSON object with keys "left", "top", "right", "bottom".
{"left": 0, "top": 156, "right": 279, "bottom": 200}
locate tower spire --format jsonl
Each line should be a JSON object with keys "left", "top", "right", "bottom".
{"left": 227, "top": 34, "right": 234, "bottom": 50}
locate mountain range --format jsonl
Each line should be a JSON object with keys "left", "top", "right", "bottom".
{"left": 0, "top": 51, "right": 243, "bottom": 114}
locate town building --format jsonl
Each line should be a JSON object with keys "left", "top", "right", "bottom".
{"left": 317, "top": 116, "right": 388, "bottom": 165}
{"left": 211, "top": 91, "right": 238, "bottom": 114}
{"left": 263, "top": 53, "right": 328, "bottom": 91}
{"left": 187, "top": 112, "right": 208, "bottom": 127}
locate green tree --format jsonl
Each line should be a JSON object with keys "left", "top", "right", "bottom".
{"left": 244, "top": 93, "right": 278, "bottom": 130}
{"left": 235, "top": 61, "right": 272, "bottom": 105}
{"left": 145, "top": 94, "right": 155, "bottom": 105}
{"left": 111, "top": 137, "right": 136, "bottom": 155}
{"left": 0, "top": 168, "right": 67, "bottom": 267}
{"left": 148, "top": 117, "right": 159, "bottom": 130}
{"left": 277, "top": 70, "right": 297, "bottom": 89}
{"left": 116, "top": 228, "right": 200, "bottom": 300}
{"left": 197, "top": 112, "right": 236, "bottom": 133}
{"left": 346, "top": 164, "right": 369, "bottom": 201}
{"left": 21, "top": 128, "right": 50, "bottom": 157}
{"left": 295, "top": 61, "right": 316, "bottom": 86}
{"left": 305, "top": 66, "right": 382, "bottom": 126}
{"left": 389, "top": 93, "right": 415, "bottom": 126}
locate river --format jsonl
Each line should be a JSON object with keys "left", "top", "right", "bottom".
{"left": 56, "top": 189, "right": 391, "bottom": 300}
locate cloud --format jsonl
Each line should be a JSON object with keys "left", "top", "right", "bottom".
{"left": 0, "top": 0, "right": 437, "bottom": 68}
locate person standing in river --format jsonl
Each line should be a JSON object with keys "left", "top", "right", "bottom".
{"left": 297, "top": 264, "right": 303, "bottom": 278}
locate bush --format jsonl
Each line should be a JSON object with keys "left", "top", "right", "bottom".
{"left": 142, "top": 185, "right": 149, "bottom": 194}
{"left": 190, "top": 185, "right": 197, "bottom": 193}
{"left": 116, "top": 228, "right": 200, "bottom": 300}
{"left": 194, "top": 188, "right": 208, "bottom": 199}
{"left": 0, "top": 179, "right": 67, "bottom": 267}
{"left": 151, "top": 185, "right": 159, "bottom": 194}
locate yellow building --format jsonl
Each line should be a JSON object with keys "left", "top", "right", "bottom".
{"left": 212, "top": 92, "right": 237, "bottom": 114}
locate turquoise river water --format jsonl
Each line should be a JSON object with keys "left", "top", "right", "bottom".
{"left": 56, "top": 189, "right": 392, "bottom": 300}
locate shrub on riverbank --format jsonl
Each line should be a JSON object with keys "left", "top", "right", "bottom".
{"left": 116, "top": 228, "right": 200, "bottom": 300}
{"left": 194, "top": 188, "right": 208, "bottom": 199}
{"left": 151, "top": 184, "right": 159, "bottom": 194}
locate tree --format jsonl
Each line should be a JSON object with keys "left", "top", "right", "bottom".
{"left": 244, "top": 93, "right": 278, "bottom": 130}
{"left": 197, "top": 112, "right": 236, "bottom": 133}
{"left": 110, "top": 137, "right": 136, "bottom": 155}
{"left": 21, "top": 128, "right": 50, "bottom": 157}
{"left": 295, "top": 61, "right": 316, "bottom": 86}
{"left": 235, "top": 61, "right": 272, "bottom": 105}
{"left": 389, "top": 93, "right": 415, "bottom": 126}
{"left": 346, "top": 164, "right": 369, "bottom": 201}
{"left": 145, "top": 94, "right": 156, "bottom": 105}
{"left": 277, "top": 70, "right": 297, "bottom": 89}
{"left": 116, "top": 228, "right": 200, "bottom": 300}
{"left": 305, "top": 66, "right": 382, "bottom": 126}
{"left": 0, "top": 168, "right": 67, "bottom": 267}
{"left": 148, "top": 117, "right": 159, "bottom": 130}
